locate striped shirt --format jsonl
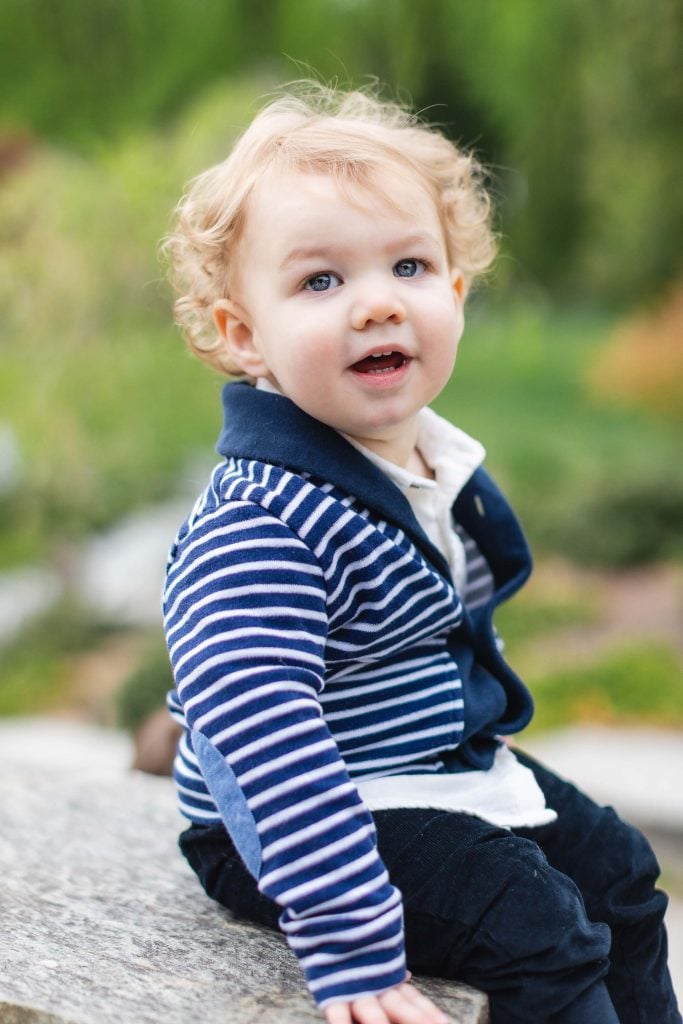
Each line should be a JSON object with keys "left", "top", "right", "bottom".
{"left": 163, "top": 381, "right": 534, "bottom": 1008}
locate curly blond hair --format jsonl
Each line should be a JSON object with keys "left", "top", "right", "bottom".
{"left": 164, "top": 82, "right": 497, "bottom": 375}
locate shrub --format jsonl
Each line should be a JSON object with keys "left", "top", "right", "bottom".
{"left": 553, "top": 473, "right": 683, "bottom": 567}
{"left": 117, "top": 638, "right": 173, "bottom": 733}
{"left": 527, "top": 643, "right": 683, "bottom": 734}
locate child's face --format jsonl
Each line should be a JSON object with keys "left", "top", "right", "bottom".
{"left": 215, "top": 168, "right": 465, "bottom": 466}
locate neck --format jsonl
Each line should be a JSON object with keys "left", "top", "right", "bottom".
{"left": 349, "top": 421, "right": 433, "bottom": 479}
{"left": 405, "top": 446, "right": 434, "bottom": 479}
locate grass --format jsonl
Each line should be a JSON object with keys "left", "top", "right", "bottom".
{"left": 525, "top": 643, "right": 683, "bottom": 735}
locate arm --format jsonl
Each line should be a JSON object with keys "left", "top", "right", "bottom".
{"left": 164, "top": 499, "right": 407, "bottom": 1009}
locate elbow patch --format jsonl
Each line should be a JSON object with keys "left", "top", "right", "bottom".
{"left": 191, "top": 729, "right": 262, "bottom": 878}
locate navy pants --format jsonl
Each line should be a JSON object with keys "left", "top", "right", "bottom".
{"left": 179, "top": 750, "right": 680, "bottom": 1024}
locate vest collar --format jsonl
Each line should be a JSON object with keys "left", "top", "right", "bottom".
{"left": 216, "top": 381, "right": 453, "bottom": 579}
{"left": 216, "top": 380, "right": 531, "bottom": 596}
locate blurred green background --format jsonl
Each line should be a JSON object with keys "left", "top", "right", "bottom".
{"left": 1, "top": 0, "right": 681, "bottom": 739}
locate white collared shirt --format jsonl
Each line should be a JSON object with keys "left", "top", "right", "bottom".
{"left": 342, "top": 406, "right": 485, "bottom": 592}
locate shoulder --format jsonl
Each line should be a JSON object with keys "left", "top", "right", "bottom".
{"left": 164, "top": 459, "right": 329, "bottom": 586}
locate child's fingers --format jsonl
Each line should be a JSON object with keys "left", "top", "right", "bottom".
{"left": 377, "top": 984, "right": 450, "bottom": 1023}
{"left": 325, "top": 1002, "right": 353, "bottom": 1024}
{"left": 326, "top": 996, "right": 390, "bottom": 1024}
{"left": 323, "top": 982, "right": 449, "bottom": 1024}
{"left": 389, "top": 983, "right": 450, "bottom": 1021}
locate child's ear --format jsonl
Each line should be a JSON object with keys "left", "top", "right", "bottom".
{"left": 213, "top": 299, "right": 269, "bottom": 378}
{"left": 451, "top": 269, "right": 467, "bottom": 303}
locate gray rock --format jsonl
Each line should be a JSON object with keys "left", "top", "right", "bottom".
{"left": 524, "top": 726, "right": 683, "bottom": 833}
{"left": 0, "top": 566, "right": 62, "bottom": 646}
{"left": 0, "top": 720, "right": 488, "bottom": 1024}
{"left": 74, "top": 500, "right": 190, "bottom": 627}
{"left": 0, "top": 422, "right": 23, "bottom": 495}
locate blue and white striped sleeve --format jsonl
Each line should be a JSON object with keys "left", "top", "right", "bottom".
{"left": 163, "top": 500, "right": 406, "bottom": 1008}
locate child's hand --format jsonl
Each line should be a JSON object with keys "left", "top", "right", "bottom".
{"left": 324, "top": 981, "right": 450, "bottom": 1024}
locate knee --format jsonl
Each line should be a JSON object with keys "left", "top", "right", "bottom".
{"left": 405, "top": 832, "right": 613, "bottom": 1020}
{"left": 465, "top": 834, "right": 611, "bottom": 965}
{"left": 180, "top": 824, "right": 280, "bottom": 928}
{"left": 408, "top": 830, "right": 611, "bottom": 973}
{"left": 578, "top": 807, "right": 668, "bottom": 928}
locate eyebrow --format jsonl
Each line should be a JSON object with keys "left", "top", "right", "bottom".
{"left": 279, "top": 232, "right": 443, "bottom": 271}
{"left": 279, "top": 246, "right": 338, "bottom": 271}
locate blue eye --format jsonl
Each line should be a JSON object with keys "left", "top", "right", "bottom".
{"left": 394, "top": 259, "right": 425, "bottom": 278}
{"left": 304, "top": 272, "right": 342, "bottom": 292}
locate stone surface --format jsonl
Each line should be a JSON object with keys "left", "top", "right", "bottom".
{"left": 524, "top": 726, "right": 683, "bottom": 832}
{"left": 0, "top": 720, "right": 488, "bottom": 1024}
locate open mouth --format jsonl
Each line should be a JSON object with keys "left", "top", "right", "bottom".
{"left": 351, "top": 351, "right": 409, "bottom": 375}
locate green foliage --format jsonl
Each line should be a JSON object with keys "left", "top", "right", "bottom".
{"left": 553, "top": 474, "right": 683, "bottom": 567}
{"left": 0, "top": 603, "right": 112, "bottom": 716}
{"left": 0, "top": 17, "right": 679, "bottom": 735}
{"left": 116, "top": 638, "right": 173, "bottom": 733}
{"left": 494, "top": 590, "right": 599, "bottom": 655}
{"left": 0, "top": 65, "right": 679, "bottom": 572}
{"left": 1, "top": 0, "right": 680, "bottom": 303}
{"left": 0, "top": 0, "right": 246, "bottom": 147}
{"left": 425, "top": 0, "right": 683, "bottom": 301}
{"left": 526, "top": 644, "right": 683, "bottom": 734}
{"left": 432, "top": 301, "right": 683, "bottom": 564}
{"left": 576, "top": 0, "right": 682, "bottom": 298}
{"left": 0, "top": 81, "right": 257, "bottom": 566}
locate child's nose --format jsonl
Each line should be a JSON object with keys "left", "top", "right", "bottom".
{"left": 350, "top": 282, "right": 407, "bottom": 330}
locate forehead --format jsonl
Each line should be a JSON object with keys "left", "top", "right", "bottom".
{"left": 242, "top": 166, "right": 445, "bottom": 251}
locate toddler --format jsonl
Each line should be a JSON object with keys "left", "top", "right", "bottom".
{"left": 162, "top": 83, "right": 680, "bottom": 1024}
